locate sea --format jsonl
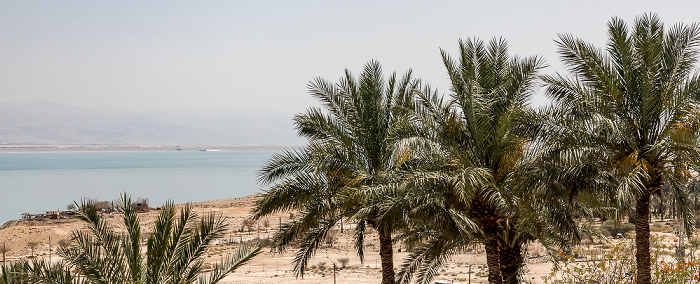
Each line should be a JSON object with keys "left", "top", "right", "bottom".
{"left": 0, "top": 151, "right": 277, "bottom": 225}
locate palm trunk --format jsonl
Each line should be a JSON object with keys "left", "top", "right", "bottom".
{"left": 483, "top": 223, "right": 503, "bottom": 284}
{"left": 659, "top": 195, "right": 664, "bottom": 221}
{"left": 378, "top": 229, "right": 395, "bottom": 284}
{"left": 499, "top": 242, "right": 523, "bottom": 284}
{"left": 672, "top": 198, "right": 676, "bottom": 219}
{"left": 635, "top": 191, "right": 652, "bottom": 284}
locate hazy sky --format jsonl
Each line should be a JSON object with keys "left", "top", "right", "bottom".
{"left": 2, "top": 1, "right": 699, "bottom": 113}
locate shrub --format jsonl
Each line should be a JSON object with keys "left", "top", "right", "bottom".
{"left": 57, "top": 195, "right": 262, "bottom": 283}
{"left": 26, "top": 242, "right": 39, "bottom": 257}
{"left": 325, "top": 231, "right": 336, "bottom": 247}
{"left": 599, "top": 220, "right": 635, "bottom": 237}
{"left": 242, "top": 219, "right": 255, "bottom": 232}
{"left": 339, "top": 258, "right": 349, "bottom": 268}
{"left": 543, "top": 235, "right": 700, "bottom": 284}
{"left": 57, "top": 239, "right": 70, "bottom": 248}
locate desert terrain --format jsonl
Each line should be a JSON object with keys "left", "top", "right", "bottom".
{"left": 0, "top": 195, "right": 604, "bottom": 284}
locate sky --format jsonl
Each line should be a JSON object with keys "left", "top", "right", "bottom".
{"left": 2, "top": 1, "right": 700, "bottom": 114}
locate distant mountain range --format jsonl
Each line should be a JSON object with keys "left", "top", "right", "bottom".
{"left": 0, "top": 102, "right": 304, "bottom": 145}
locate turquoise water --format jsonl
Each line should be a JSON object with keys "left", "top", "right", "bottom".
{"left": 0, "top": 151, "right": 275, "bottom": 224}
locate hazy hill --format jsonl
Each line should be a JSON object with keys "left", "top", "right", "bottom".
{"left": 0, "top": 102, "right": 303, "bottom": 145}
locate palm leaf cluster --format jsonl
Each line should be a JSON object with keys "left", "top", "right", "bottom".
{"left": 0, "top": 259, "right": 79, "bottom": 284}
{"left": 390, "top": 37, "right": 596, "bottom": 284}
{"left": 1, "top": 194, "right": 261, "bottom": 284}
{"left": 254, "top": 13, "right": 700, "bottom": 284}
{"left": 63, "top": 194, "right": 262, "bottom": 284}
{"left": 254, "top": 60, "right": 421, "bottom": 284}
{"left": 541, "top": 13, "right": 700, "bottom": 283}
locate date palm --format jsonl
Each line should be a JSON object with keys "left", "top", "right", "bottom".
{"left": 393, "top": 37, "right": 554, "bottom": 284}
{"left": 0, "top": 259, "right": 80, "bottom": 284}
{"left": 58, "top": 194, "right": 261, "bottom": 284}
{"left": 254, "top": 60, "right": 420, "bottom": 284}
{"left": 543, "top": 13, "right": 700, "bottom": 283}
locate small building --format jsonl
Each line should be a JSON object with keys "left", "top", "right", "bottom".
{"left": 21, "top": 212, "right": 32, "bottom": 220}
{"left": 46, "top": 210, "right": 60, "bottom": 219}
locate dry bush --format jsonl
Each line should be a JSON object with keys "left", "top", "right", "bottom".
{"left": 338, "top": 257, "right": 349, "bottom": 268}
{"left": 57, "top": 239, "right": 70, "bottom": 248}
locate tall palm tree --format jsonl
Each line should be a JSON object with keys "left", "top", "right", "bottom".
{"left": 543, "top": 13, "right": 700, "bottom": 283}
{"left": 253, "top": 60, "right": 420, "bottom": 284}
{"left": 58, "top": 194, "right": 261, "bottom": 284}
{"left": 392, "top": 37, "right": 555, "bottom": 284}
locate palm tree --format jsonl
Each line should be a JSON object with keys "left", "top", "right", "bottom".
{"left": 543, "top": 13, "right": 700, "bottom": 283}
{"left": 0, "top": 259, "right": 79, "bottom": 284}
{"left": 392, "top": 37, "right": 555, "bottom": 284}
{"left": 253, "top": 60, "right": 420, "bottom": 284}
{"left": 58, "top": 194, "right": 261, "bottom": 284}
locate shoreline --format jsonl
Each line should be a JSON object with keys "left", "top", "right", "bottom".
{"left": 0, "top": 150, "right": 272, "bottom": 225}
{"left": 0, "top": 144, "right": 302, "bottom": 153}
{"left": 1, "top": 192, "right": 266, "bottom": 227}
{"left": 0, "top": 194, "right": 262, "bottom": 229}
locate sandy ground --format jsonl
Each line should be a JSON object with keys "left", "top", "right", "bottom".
{"left": 0, "top": 195, "right": 555, "bottom": 283}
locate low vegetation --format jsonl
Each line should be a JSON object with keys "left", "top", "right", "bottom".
{"left": 544, "top": 235, "right": 700, "bottom": 284}
{"left": 1, "top": 194, "right": 261, "bottom": 284}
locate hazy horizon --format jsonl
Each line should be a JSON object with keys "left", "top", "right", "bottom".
{"left": 3, "top": 1, "right": 700, "bottom": 117}
{"left": 0, "top": 101, "right": 305, "bottom": 145}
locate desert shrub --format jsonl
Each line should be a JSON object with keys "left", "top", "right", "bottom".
{"left": 263, "top": 219, "right": 270, "bottom": 232}
{"left": 57, "top": 239, "right": 70, "bottom": 248}
{"left": 599, "top": 220, "right": 635, "bottom": 237}
{"left": 651, "top": 223, "right": 672, "bottom": 233}
{"left": 242, "top": 219, "right": 255, "bottom": 232}
{"left": 338, "top": 258, "right": 349, "bottom": 268}
{"left": 543, "top": 235, "right": 700, "bottom": 284}
{"left": 325, "top": 231, "right": 336, "bottom": 247}
{"left": 26, "top": 241, "right": 39, "bottom": 257}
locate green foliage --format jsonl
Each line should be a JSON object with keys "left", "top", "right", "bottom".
{"left": 250, "top": 12, "right": 700, "bottom": 284}
{"left": 254, "top": 60, "right": 422, "bottom": 283}
{"left": 393, "top": 36, "right": 589, "bottom": 284}
{"left": 0, "top": 259, "right": 80, "bottom": 284}
{"left": 543, "top": 12, "right": 700, "bottom": 283}
{"left": 54, "top": 194, "right": 262, "bottom": 284}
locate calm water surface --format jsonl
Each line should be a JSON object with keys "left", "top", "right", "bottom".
{"left": 0, "top": 151, "right": 275, "bottom": 224}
